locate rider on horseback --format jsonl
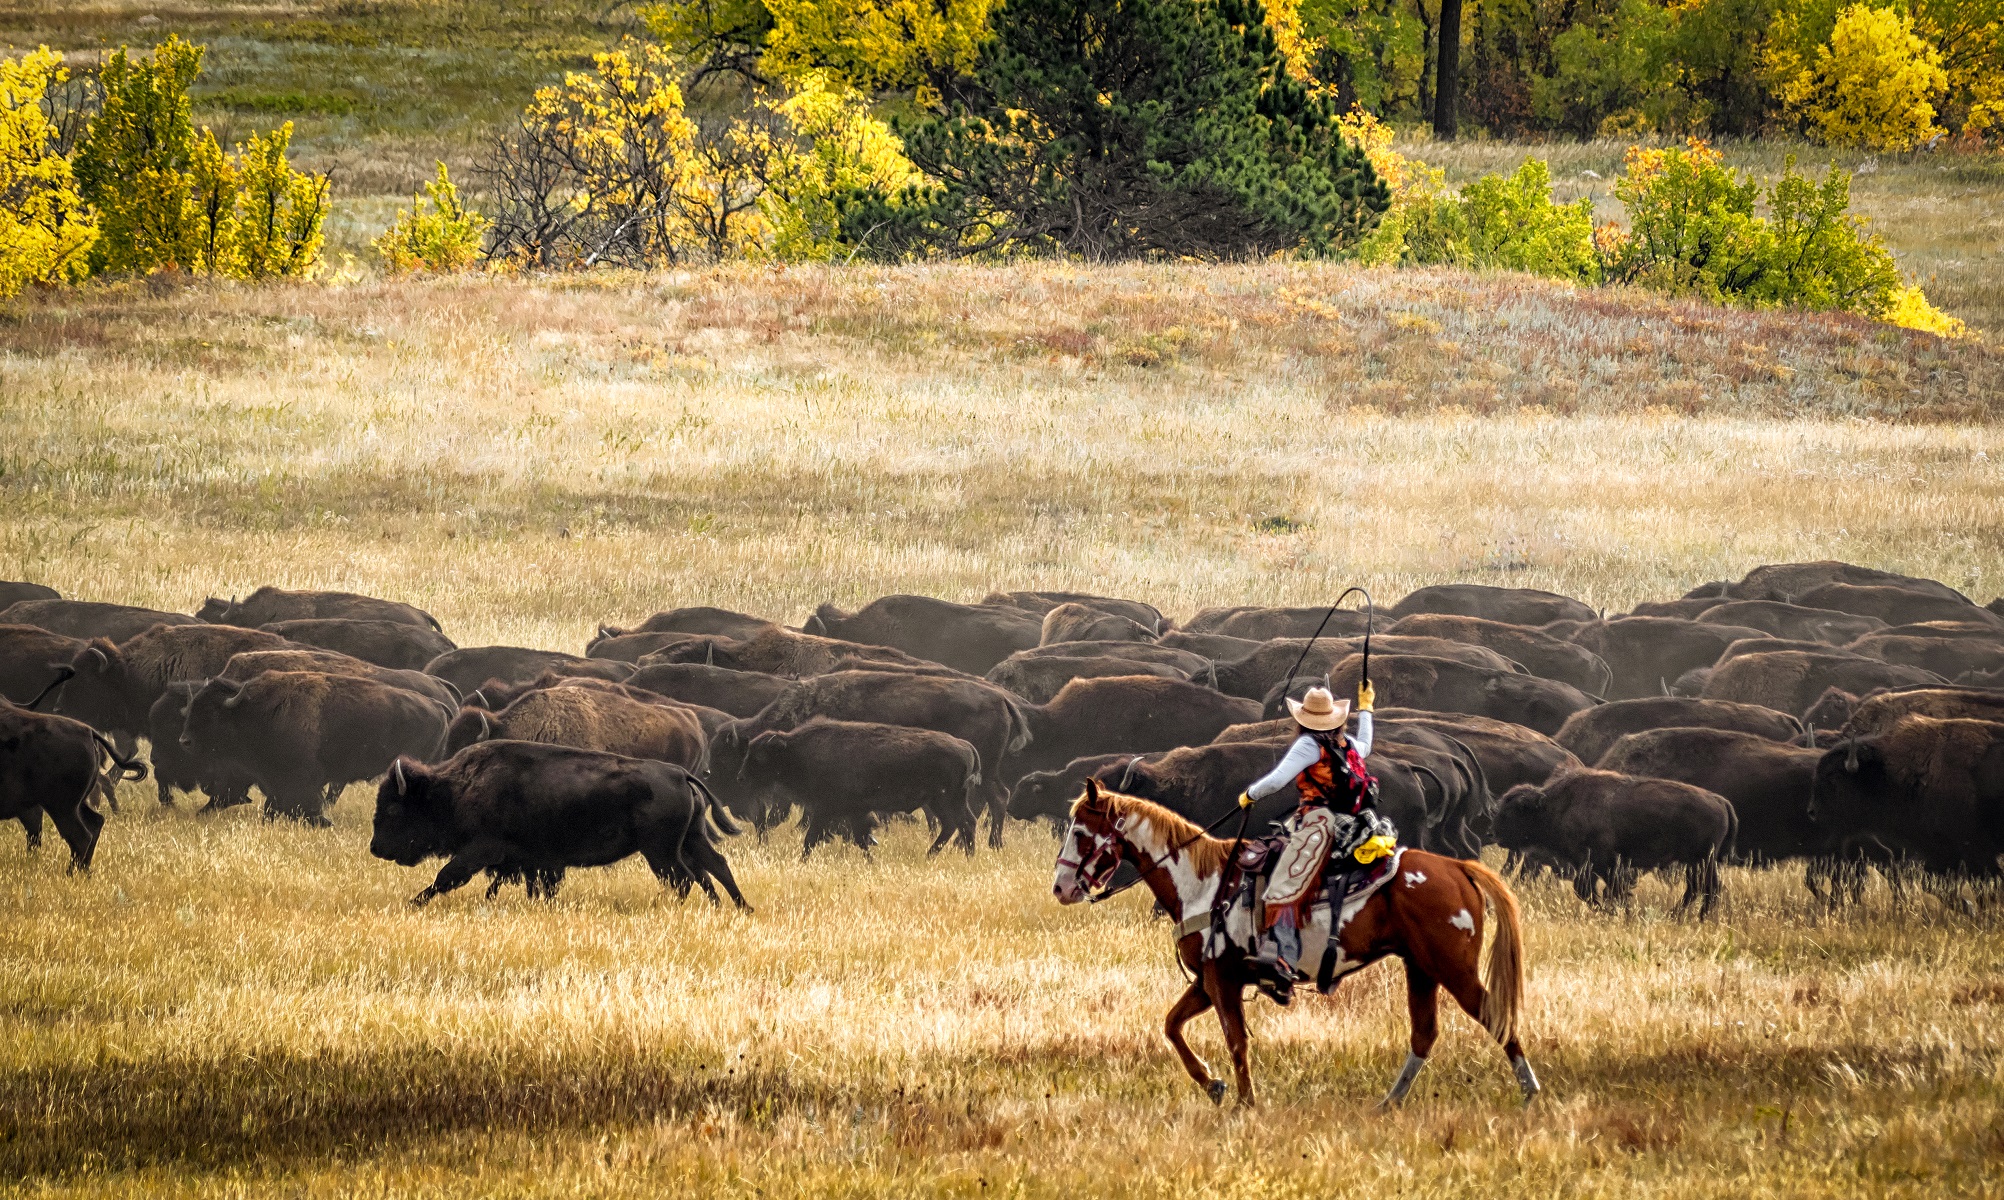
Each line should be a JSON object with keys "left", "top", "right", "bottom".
{"left": 1235, "top": 679, "right": 1386, "bottom": 1004}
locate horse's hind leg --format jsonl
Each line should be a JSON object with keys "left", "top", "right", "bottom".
{"left": 1162, "top": 980, "right": 1223, "bottom": 1105}
{"left": 1383, "top": 963, "right": 1439, "bottom": 1108}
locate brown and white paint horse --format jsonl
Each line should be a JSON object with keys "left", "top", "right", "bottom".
{"left": 1054, "top": 781, "right": 1541, "bottom": 1107}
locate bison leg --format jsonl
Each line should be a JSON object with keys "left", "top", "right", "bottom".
{"left": 410, "top": 844, "right": 505, "bottom": 907}
{"left": 18, "top": 809, "right": 43, "bottom": 852}
{"left": 924, "top": 806, "right": 956, "bottom": 857}
{"left": 985, "top": 784, "right": 1008, "bottom": 850}
{"left": 46, "top": 798, "right": 103, "bottom": 872}
{"left": 681, "top": 838, "right": 752, "bottom": 911}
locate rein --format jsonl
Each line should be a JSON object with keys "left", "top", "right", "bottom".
{"left": 1080, "top": 803, "right": 1253, "bottom": 905}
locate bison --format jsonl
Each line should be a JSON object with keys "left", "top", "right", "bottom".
{"left": 370, "top": 741, "right": 748, "bottom": 908}
{"left": 1719, "top": 562, "right": 1970, "bottom": 606}
{"left": 1038, "top": 602, "right": 1157, "bottom": 646}
{"left": 622, "top": 662, "right": 791, "bottom": 718}
{"left": 1565, "top": 617, "right": 1771, "bottom": 701}
{"left": 588, "top": 629, "right": 718, "bottom": 662}
{"left": 180, "top": 671, "right": 451, "bottom": 824}
{"left": 1831, "top": 687, "right": 2004, "bottom": 740}
{"left": 1386, "top": 613, "right": 1610, "bottom": 694}
{"left": 1553, "top": 697, "right": 1805, "bottom": 765}
{"left": 199, "top": 587, "right": 442, "bottom": 632}
{"left": 739, "top": 719, "right": 982, "bottom": 857}
{"left": 1811, "top": 716, "right": 2004, "bottom": 878}
{"left": 0, "top": 624, "right": 84, "bottom": 707}
{"left": 222, "top": 648, "right": 461, "bottom": 709}
{"left": 1698, "top": 651, "right": 1942, "bottom": 716}
{"left": 145, "top": 682, "right": 253, "bottom": 812}
{"left": 443, "top": 685, "right": 706, "bottom": 772}
{"left": 1792, "top": 582, "right": 2000, "bottom": 630}
{"left": 53, "top": 624, "right": 301, "bottom": 741}
{"left": 985, "top": 655, "right": 1185, "bottom": 703}
{"left": 1004, "top": 676, "right": 1262, "bottom": 781}
{"left": 258, "top": 618, "right": 456, "bottom": 671}
{"left": 1179, "top": 606, "right": 1370, "bottom": 642}
{"left": 1217, "top": 636, "right": 1524, "bottom": 702}
{"left": 981, "top": 591, "right": 1166, "bottom": 632}
{"left": 1308, "top": 653, "right": 1597, "bottom": 736}
{"left": 629, "top": 606, "right": 777, "bottom": 640}
{"left": 1694, "top": 601, "right": 1885, "bottom": 645}
{"left": 1846, "top": 634, "right": 2004, "bottom": 680}
{"left": 655, "top": 626, "right": 937, "bottom": 677}
{"left": 0, "top": 582, "right": 59, "bottom": 609}
{"left": 1596, "top": 728, "right": 1826, "bottom": 866}
{"left": 1386, "top": 584, "right": 1596, "bottom": 627}
{"left": 803, "top": 595, "right": 1042, "bottom": 675}
{"left": 0, "top": 699, "right": 145, "bottom": 868}
{"left": 0, "top": 600, "right": 200, "bottom": 643}
{"left": 424, "top": 646, "right": 633, "bottom": 695}
{"left": 1493, "top": 769, "right": 1735, "bottom": 917}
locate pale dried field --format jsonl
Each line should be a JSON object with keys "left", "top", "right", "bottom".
{"left": 2, "top": 263, "right": 2002, "bottom": 1196}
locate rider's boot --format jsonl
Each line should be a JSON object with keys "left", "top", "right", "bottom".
{"left": 1252, "top": 935, "right": 1296, "bottom": 1007}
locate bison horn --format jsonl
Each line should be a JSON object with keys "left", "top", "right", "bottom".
{"left": 597, "top": 624, "right": 614, "bottom": 640}
{"left": 468, "top": 688, "right": 488, "bottom": 709}
{"left": 1118, "top": 755, "right": 1142, "bottom": 790}
{"left": 85, "top": 645, "right": 109, "bottom": 671}
{"left": 477, "top": 710, "right": 492, "bottom": 741}
{"left": 393, "top": 759, "right": 408, "bottom": 795}
{"left": 704, "top": 642, "right": 714, "bottom": 667}
{"left": 1843, "top": 739, "right": 1861, "bottom": 773}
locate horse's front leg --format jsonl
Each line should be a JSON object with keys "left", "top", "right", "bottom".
{"left": 1162, "top": 979, "right": 1222, "bottom": 1104}
{"left": 1204, "top": 961, "right": 1257, "bottom": 1107}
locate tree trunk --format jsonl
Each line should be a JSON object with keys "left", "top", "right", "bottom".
{"left": 1434, "top": 0, "right": 1463, "bottom": 138}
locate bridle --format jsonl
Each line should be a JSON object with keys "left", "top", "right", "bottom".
{"left": 1061, "top": 799, "right": 1238, "bottom": 904}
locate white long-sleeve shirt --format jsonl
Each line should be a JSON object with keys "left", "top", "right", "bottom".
{"left": 1245, "top": 713, "right": 1374, "bottom": 801}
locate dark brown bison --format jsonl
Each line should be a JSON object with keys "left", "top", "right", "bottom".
{"left": 199, "top": 587, "right": 442, "bottom": 632}
{"left": 1008, "top": 752, "right": 1152, "bottom": 823}
{"left": 1038, "top": 603, "right": 1157, "bottom": 645}
{"left": 1596, "top": 728, "right": 1826, "bottom": 865}
{"left": 370, "top": 741, "right": 748, "bottom": 908}
{"left": 1720, "top": 562, "right": 1970, "bottom": 605}
{"left": 739, "top": 719, "right": 982, "bottom": 857}
{"left": 1218, "top": 636, "right": 1524, "bottom": 702}
{"left": 0, "top": 624, "right": 84, "bottom": 706}
{"left": 180, "top": 671, "right": 452, "bottom": 824}
{"left": 0, "top": 582, "right": 58, "bottom": 609}
{"left": 0, "top": 700, "right": 143, "bottom": 868}
{"left": 1694, "top": 601, "right": 1885, "bottom": 644}
{"left": 1832, "top": 687, "right": 2004, "bottom": 740}
{"left": 1387, "top": 585, "right": 1596, "bottom": 627}
{"left": 711, "top": 670, "right": 1030, "bottom": 847}
{"left": 1179, "top": 606, "right": 1370, "bottom": 642}
{"left": 443, "top": 686, "right": 706, "bottom": 771}
{"left": 629, "top": 606, "right": 777, "bottom": 640}
{"left": 424, "top": 646, "right": 633, "bottom": 695}
{"left": 1698, "top": 651, "right": 1942, "bottom": 715}
{"left": 587, "top": 629, "right": 716, "bottom": 662}
{"left": 1624, "top": 597, "right": 1732, "bottom": 620}
{"left": 1157, "top": 630, "right": 1264, "bottom": 661}
{"left": 258, "top": 618, "right": 456, "bottom": 671}
{"left": 222, "top": 649, "right": 461, "bottom": 709}
{"left": 145, "top": 682, "right": 253, "bottom": 812}
{"left": 1376, "top": 708, "right": 1583, "bottom": 798}
{"left": 1847, "top": 634, "right": 2004, "bottom": 680}
{"left": 1792, "top": 583, "right": 2000, "bottom": 630}
{"left": 1493, "top": 769, "right": 1735, "bottom": 917}
{"left": 1811, "top": 716, "right": 2004, "bottom": 877}
{"left": 981, "top": 591, "right": 1166, "bottom": 632}
{"left": 1006, "top": 641, "right": 1213, "bottom": 673}
{"left": 1314, "top": 654, "right": 1597, "bottom": 736}
{"left": 1553, "top": 697, "right": 1805, "bottom": 765}
{"left": 1566, "top": 617, "right": 1772, "bottom": 701}
{"left": 1386, "top": 614, "right": 1610, "bottom": 694}
{"left": 1005, "top": 676, "right": 1262, "bottom": 781}
{"left": 985, "top": 655, "right": 1184, "bottom": 703}
{"left": 802, "top": 595, "right": 1042, "bottom": 675}
{"left": 655, "top": 626, "right": 938, "bottom": 677}
{"left": 0, "top": 600, "right": 200, "bottom": 643}
{"left": 53, "top": 624, "right": 301, "bottom": 740}
{"left": 622, "top": 662, "right": 791, "bottom": 718}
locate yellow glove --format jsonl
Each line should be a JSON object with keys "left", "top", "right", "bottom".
{"left": 1354, "top": 835, "right": 1396, "bottom": 865}
{"left": 1357, "top": 680, "right": 1376, "bottom": 713}
{"left": 1237, "top": 791, "right": 1254, "bottom": 809}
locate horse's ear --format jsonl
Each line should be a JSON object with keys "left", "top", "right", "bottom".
{"left": 1085, "top": 778, "right": 1101, "bottom": 806}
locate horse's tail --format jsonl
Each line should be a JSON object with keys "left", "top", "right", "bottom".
{"left": 1459, "top": 858, "right": 1524, "bottom": 1045}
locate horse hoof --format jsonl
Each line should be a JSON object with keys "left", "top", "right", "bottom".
{"left": 1206, "top": 1080, "right": 1227, "bottom": 1106}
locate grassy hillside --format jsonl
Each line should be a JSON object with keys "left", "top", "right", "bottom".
{"left": 3, "top": 1, "right": 2001, "bottom": 336}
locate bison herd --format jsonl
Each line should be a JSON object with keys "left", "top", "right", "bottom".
{"left": 1, "top": 560, "right": 2001, "bottom": 915}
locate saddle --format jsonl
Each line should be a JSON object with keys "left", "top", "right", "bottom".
{"left": 1199, "top": 811, "right": 1402, "bottom": 994}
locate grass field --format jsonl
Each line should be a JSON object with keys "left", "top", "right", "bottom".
{"left": 3, "top": 261, "right": 2003, "bottom": 1195}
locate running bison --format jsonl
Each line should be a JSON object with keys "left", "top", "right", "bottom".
{"left": 199, "top": 587, "right": 442, "bottom": 631}
{"left": 1493, "top": 769, "right": 1736, "bottom": 917}
{"left": 370, "top": 741, "right": 748, "bottom": 908}
{"left": 0, "top": 699, "right": 145, "bottom": 869}
{"left": 738, "top": 719, "right": 982, "bottom": 857}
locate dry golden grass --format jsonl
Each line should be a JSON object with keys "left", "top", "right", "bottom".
{"left": 2, "top": 262, "right": 2002, "bottom": 1195}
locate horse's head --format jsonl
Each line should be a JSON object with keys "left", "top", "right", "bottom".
{"left": 1052, "top": 779, "right": 1127, "bottom": 904}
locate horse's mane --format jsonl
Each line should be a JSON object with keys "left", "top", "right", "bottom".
{"left": 1074, "top": 788, "right": 1231, "bottom": 878}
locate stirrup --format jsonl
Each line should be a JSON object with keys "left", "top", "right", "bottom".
{"left": 1254, "top": 961, "right": 1296, "bottom": 1006}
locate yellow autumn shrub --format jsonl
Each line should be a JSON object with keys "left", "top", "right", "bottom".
{"left": 1781, "top": 5, "right": 1949, "bottom": 150}
{"left": 0, "top": 47, "right": 98, "bottom": 298}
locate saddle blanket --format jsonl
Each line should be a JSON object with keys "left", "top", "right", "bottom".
{"left": 1189, "top": 845, "right": 1406, "bottom": 995}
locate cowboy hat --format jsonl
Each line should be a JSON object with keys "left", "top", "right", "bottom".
{"left": 1286, "top": 685, "right": 1350, "bottom": 732}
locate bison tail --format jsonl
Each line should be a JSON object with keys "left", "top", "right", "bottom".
{"left": 90, "top": 730, "right": 150, "bottom": 783}
{"left": 965, "top": 745, "right": 983, "bottom": 790}
{"left": 1003, "top": 696, "right": 1034, "bottom": 754}
{"left": 689, "top": 775, "right": 743, "bottom": 840}
{"left": 1460, "top": 858, "right": 1525, "bottom": 1046}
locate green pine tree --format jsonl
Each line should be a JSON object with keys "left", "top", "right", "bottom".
{"left": 846, "top": 0, "right": 1389, "bottom": 260}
